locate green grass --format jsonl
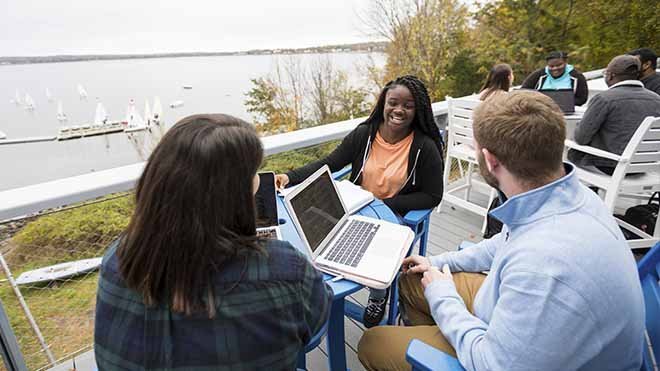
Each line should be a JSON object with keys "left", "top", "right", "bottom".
{"left": 0, "top": 141, "right": 341, "bottom": 369}
{"left": 0, "top": 274, "right": 98, "bottom": 370}
{"left": 260, "top": 140, "right": 340, "bottom": 173}
{"left": 0, "top": 193, "right": 133, "bottom": 369}
{"left": 6, "top": 194, "right": 134, "bottom": 274}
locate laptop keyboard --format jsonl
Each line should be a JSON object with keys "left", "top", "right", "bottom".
{"left": 325, "top": 220, "right": 380, "bottom": 267}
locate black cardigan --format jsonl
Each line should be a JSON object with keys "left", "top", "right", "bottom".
{"left": 286, "top": 123, "right": 444, "bottom": 215}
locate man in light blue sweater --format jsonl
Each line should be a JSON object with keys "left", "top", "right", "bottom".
{"left": 358, "top": 91, "right": 645, "bottom": 371}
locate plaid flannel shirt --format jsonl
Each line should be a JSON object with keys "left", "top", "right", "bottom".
{"left": 94, "top": 239, "right": 332, "bottom": 370}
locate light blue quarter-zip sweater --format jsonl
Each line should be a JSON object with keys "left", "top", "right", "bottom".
{"left": 427, "top": 163, "right": 644, "bottom": 371}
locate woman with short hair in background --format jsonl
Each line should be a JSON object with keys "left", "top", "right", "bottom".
{"left": 94, "top": 114, "right": 332, "bottom": 370}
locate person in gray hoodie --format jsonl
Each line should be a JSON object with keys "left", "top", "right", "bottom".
{"left": 568, "top": 54, "right": 660, "bottom": 174}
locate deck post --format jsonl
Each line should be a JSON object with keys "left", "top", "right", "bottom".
{"left": 0, "top": 253, "right": 55, "bottom": 365}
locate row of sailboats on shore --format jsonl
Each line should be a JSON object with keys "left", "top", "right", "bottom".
{"left": 3, "top": 85, "right": 184, "bottom": 147}
{"left": 57, "top": 97, "right": 164, "bottom": 140}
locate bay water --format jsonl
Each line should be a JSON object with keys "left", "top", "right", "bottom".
{"left": 0, "top": 52, "right": 384, "bottom": 191}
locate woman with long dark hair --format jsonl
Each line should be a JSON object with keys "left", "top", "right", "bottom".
{"left": 479, "top": 63, "right": 513, "bottom": 101}
{"left": 275, "top": 75, "right": 444, "bottom": 328}
{"left": 94, "top": 114, "right": 332, "bottom": 370}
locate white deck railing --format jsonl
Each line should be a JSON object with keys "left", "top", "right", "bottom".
{"left": 0, "top": 67, "right": 610, "bottom": 222}
{"left": 0, "top": 101, "right": 447, "bottom": 221}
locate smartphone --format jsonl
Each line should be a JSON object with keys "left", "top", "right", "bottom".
{"left": 255, "top": 172, "right": 278, "bottom": 229}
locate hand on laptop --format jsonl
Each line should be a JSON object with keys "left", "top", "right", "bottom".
{"left": 421, "top": 264, "right": 452, "bottom": 289}
{"left": 402, "top": 255, "right": 432, "bottom": 274}
{"left": 275, "top": 174, "right": 289, "bottom": 190}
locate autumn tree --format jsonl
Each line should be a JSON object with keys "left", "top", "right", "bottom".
{"left": 473, "top": 0, "right": 660, "bottom": 79}
{"left": 363, "top": 0, "right": 471, "bottom": 101}
{"left": 245, "top": 56, "right": 371, "bottom": 134}
{"left": 244, "top": 76, "right": 299, "bottom": 135}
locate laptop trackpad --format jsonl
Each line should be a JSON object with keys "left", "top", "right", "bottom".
{"left": 368, "top": 232, "right": 405, "bottom": 258}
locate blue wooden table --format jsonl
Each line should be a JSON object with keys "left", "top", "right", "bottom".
{"left": 276, "top": 196, "right": 400, "bottom": 371}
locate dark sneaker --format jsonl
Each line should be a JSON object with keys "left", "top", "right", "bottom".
{"left": 363, "top": 289, "right": 389, "bottom": 328}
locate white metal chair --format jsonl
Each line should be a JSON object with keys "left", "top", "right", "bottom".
{"left": 437, "top": 97, "right": 496, "bottom": 233}
{"left": 565, "top": 116, "right": 660, "bottom": 249}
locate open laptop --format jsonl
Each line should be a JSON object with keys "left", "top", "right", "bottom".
{"left": 255, "top": 172, "right": 282, "bottom": 240}
{"left": 284, "top": 165, "right": 414, "bottom": 289}
{"left": 539, "top": 89, "right": 575, "bottom": 114}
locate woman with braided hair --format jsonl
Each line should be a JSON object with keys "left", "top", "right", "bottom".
{"left": 276, "top": 75, "right": 444, "bottom": 327}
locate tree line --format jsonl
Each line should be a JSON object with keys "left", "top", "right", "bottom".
{"left": 246, "top": 0, "right": 659, "bottom": 134}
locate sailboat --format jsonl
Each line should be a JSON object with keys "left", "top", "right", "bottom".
{"left": 12, "top": 90, "right": 22, "bottom": 106}
{"left": 125, "top": 99, "right": 146, "bottom": 132}
{"left": 0, "top": 130, "right": 6, "bottom": 140}
{"left": 46, "top": 88, "right": 54, "bottom": 102}
{"left": 94, "top": 101, "right": 109, "bottom": 125}
{"left": 144, "top": 100, "right": 153, "bottom": 127}
{"left": 58, "top": 99, "right": 124, "bottom": 140}
{"left": 77, "top": 84, "right": 88, "bottom": 100}
{"left": 82, "top": 100, "right": 124, "bottom": 137}
{"left": 56, "top": 101, "right": 67, "bottom": 122}
{"left": 56, "top": 101, "right": 77, "bottom": 139}
{"left": 169, "top": 100, "right": 184, "bottom": 108}
{"left": 152, "top": 97, "right": 163, "bottom": 123}
{"left": 24, "top": 94, "right": 36, "bottom": 111}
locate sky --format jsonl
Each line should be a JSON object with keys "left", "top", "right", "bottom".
{"left": 0, "top": 0, "right": 379, "bottom": 56}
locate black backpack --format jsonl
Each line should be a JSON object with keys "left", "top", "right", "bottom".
{"left": 486, "top": 192, "right": 659, "bottom": 240}
{"left": 619, "top": 192, "right": 659, "bottom": 237}
{"left": 483, "top": 196, "right": 504, "bottom": 239}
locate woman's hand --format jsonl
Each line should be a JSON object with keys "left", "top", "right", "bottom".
{"left": 402, "top": 255, "right": 432, "bottom": 274}
{"left": 275, "top": 174, "right": 290, "bottom": 190}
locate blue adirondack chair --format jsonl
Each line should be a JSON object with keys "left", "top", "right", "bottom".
{"left": 406, "top": 241, "right": 660, "bottom": 371}
{"left": 638, "top": 242, "right": 660, "bottom": 371}
{"left": 297, "top": 321, "right": 329, "bottom": 370}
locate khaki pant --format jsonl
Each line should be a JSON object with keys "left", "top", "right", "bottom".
{"left": 358, "top": 272, "right": 486, "bottom": 371}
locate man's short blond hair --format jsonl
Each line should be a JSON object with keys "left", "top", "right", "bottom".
{"left": 472, "top": 91, "right": 566, "bottom": 186}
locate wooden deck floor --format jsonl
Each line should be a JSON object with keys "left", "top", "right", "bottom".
{"left": 305, "top": 198, "right": 486, "bottom": 371}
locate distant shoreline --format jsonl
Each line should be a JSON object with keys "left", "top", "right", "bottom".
{"left": 0, "top": 41, "right": 387, "bottom": 66}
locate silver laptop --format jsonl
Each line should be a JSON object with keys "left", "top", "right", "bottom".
{"left": 284, "top": 165, "right": 413, "bottom": 288}
{"left": 255, "top": 172, "right": 282, "bottom": 240}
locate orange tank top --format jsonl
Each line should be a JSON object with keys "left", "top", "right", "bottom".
{"left": 361, "top": 131, "right": 414, "bottom": 199}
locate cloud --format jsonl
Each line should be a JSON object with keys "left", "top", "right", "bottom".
{"left": 0, "top": 0, "right": 374, "bottom": 56}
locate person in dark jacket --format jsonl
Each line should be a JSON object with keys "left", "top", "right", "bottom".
{"left": 568, "top": 55, "right": 660, "bottom": 174}
{"left": 628, "top": 47, "right": 660, "bottom": 96}
{"left": 521, "top": 51, "right": 589, "bottom": 106}
{"left": 95, "top": 114, "right": 332, "bottom": 370}
{"left": 275, "top": 75, "right": 445, "bottom": 328}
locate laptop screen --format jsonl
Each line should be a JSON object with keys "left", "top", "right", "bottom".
{"left": 289, "top": 171, "right": 345, "bottom": 253}
{"left": 539, "top": 89, "right": 575, "bottom": 113}
{"left": 255, "top": 172, "right": 278, "bottom": 228}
